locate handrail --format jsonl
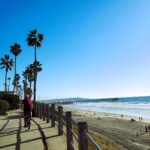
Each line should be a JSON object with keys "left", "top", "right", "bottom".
{"left": 53, "top": 113, "right": 58, "bottom": 119}
{"left": 71, "top": 129, "right": 78, "bottom": 142}
{"left": 63, "top": 112, "right": 66, "bottom": 116}
{"left": 35, "top": 103, "right": 102, "bottom": 150}
{"left": 71, "top": 141, "right": 77, "bottom": 150}
{"left": 62, "top": 119, "right": 66, "bottom": 125}
{"left": 62, "top": 129, "right": 67, "bottom": 136}
{"left": 83, "top": 131, "right": 101, "bottom": 150}
{"left": 72, "top": 118, "right": 78, "bottom": 125}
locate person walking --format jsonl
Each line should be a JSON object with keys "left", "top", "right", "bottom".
{"left": 22, "top": 91, "right": 33, "bottom": 127}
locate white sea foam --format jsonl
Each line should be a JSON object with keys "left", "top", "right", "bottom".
{"left": 65, "top": 102, "right": 150, "bottom": 119}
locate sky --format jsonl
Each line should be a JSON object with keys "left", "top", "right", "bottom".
{"left": 1, "top": 0, "right": 150, "bottom": 100}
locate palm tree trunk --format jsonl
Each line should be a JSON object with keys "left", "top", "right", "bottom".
{"left": 15, "top": 56, "right": 16, "bottom": 76}
{"left": 31, "top": 81, "right": 33, "bottom": 91}
{"left": 34, "top": 73, "right": 37, "bottom": 101}
{"left": 30, "top": 81, "right": 31, "bottom": 89}
{"left": 13, "top": 56, "right": 16, "bottom": 94}
{"left": 24, "top": 79, "right": 27, "bottom": 98}
{"left": 33, "top": 43, "right": 37, "bottom": 102}
{"left": 5, "top": 68, "right": 8, "bottom": 91}
{"left": 35, "top": 42, "right": 37, "bottom": 62}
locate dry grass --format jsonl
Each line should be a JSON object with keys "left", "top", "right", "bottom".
{"left": 88, "top": 131, "right": 120, "bottom": 150}
{"left": 72, "top": 126, "right": 120, "bottom": 150}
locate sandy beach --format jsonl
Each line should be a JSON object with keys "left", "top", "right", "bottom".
{"left": 65, "top": 108, "right": 150, "bottom": 150}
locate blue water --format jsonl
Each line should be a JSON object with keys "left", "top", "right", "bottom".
{"left": 64, "top": 96, "right": 150, "bottom": 119}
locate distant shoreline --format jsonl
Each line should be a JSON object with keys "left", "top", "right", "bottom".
{"left": 64, "top": 107, "right": 150, "bottom": 123}
{"left": 41, "top": 96, "right": 150, "bottom": 119}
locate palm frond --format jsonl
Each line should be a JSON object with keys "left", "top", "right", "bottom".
{"left": 38, "top": 34, "right": 44, "bottom": 41}
{"left": 5, "top": 55, "right": 10, "bottom": 60}
{"left": 0, "top": 66, "right": 5, "bottom": 69}
{"left": 27, "top": 29, "right": 44, "bottom": 48}
{"left": 36, "top": 41, "right": 41, "bottom": 47}
{"left": 0, "top": 54, "right": 13, "bottom": 71}
{"left": 10, "top": 43, "right": 22, "bottom": 56}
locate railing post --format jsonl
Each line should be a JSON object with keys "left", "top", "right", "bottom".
{"left": 40, "top": 103, "right": 42, "bottom": 119}
{"left": 50, "top": 106, "right": 52, "bottom": 119}
{"left": 44, "top": 104, "right": 46, "bottom": 121}
{"left": 51, "top": 104, "right": 55, "bottom": 127}
{"left": 38, "top": 103, "right": 40, "bottom": 117}
{"left": 42, "top": 104, "right": 44, "bottom": 121}
{"left": 58, "top": 106, "right": 63, "bottom": 135}
{"left": 78, "top": 122, "right": 88, "bottom": 150}
{"left": 46, "top": 104, "right": 50, "bottom": 123}
{"left": 34, "top": 102, "right": 37, "bottom": 116}
{"left": 66, "top": 112, "right": 73, "bottom": 150}
{"left": 35, "top": 103, "right": 38, "bottom": 117}
{"left": 41, "top": 103, "right": 43, "bottom": 119}
{"left": 42, "top": 103, "right": 44, "bottom": 120}
{"left": 36, "top": 103, "right": 38, "bottom": 117}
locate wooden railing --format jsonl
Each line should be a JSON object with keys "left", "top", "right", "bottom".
{"left": 34, "top": 103, "right": 102, "bottom": 150}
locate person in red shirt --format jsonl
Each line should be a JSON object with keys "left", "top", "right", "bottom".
{"left": 22, "top": 94, "right": 33, "bottom": 127}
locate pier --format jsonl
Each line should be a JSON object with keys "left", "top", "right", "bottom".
{"left": 42, "top": 97, "right": 119, "bottom": 105}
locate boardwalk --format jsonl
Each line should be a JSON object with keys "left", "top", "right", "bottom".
{"left": 0, "top": 110, "right": 66, "bottom": 150}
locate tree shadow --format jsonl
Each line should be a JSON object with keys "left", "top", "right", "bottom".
{"left": 0, "top": 120, "right": 9, "bottom": 132}
{"left": 46, "top": 134, "right": 59, "bottom": 139}
{"left": 0, "top": 111, "right": 62, "bottom": 150}
{"left": 0, "top": 134, "right": 59, "bottom": 149}
{"left": 0, "top": 125, "right": 53, "bottom": 138}
{"left": 0, "top": 126, "right": 18, "bottom": 132}
{"left": 16, "top": 118, "right": 21, "bottom": 150}
{"left": 6, "top": 111, "right": 23, "bottom": 120}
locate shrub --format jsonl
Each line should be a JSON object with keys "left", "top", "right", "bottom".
{"left": 1, "top": 94, "right": 20, "bottom": 109}
{"left": 0, "top": 100, "right": 9, "bottom": 115}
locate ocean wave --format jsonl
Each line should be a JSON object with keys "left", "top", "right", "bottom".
{"left": 65, "top": 102, "right": 150, "bottom": 119}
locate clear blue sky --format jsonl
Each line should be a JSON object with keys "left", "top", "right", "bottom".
{"left": 1, "top": 0, "right": 150, "bottom": 99}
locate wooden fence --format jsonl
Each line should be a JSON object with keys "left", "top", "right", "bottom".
{"left": 34, "top": 103, "right": 102, "bottom": 150}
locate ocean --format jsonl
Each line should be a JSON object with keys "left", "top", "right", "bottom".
{"left": 64, "top": 96, "right": 150, "bottom": 119}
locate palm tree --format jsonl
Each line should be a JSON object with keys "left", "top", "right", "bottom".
{"left": 8, "top": 77, "right": 11, "bottom": 91}
{"left": 22, "top": 69, "right": 29, "bottom": 96}
{"left": 16, "top": 84, "right": 22, "bottom": 99}
{"left": 26, "top": 64, "right": 34, "bottom": 89}
{"left": 33, "top": 61, "right": 42, "bottom": 99}
{"left": 26, "top": 29, "right": 44, "bottom": 101}
{"left": 12, "top": 73, "right": 20, "bottom": 89}
{"left": 0, "top": 55, "right": 13, "bottom": 91}
{"left": 22, "top": 70, "right": 28, "bottom": 83}
{"left": 12, "top": 73, "right": 22, "bottom": 96}
{"left": 22, "top": 80, "right": 28, "bottom": 98}
{"left": 33, "top": 60, "right": 42, "bottom": 73}
{"left": 10, "top": 43, "right": 22, "bottom": 93}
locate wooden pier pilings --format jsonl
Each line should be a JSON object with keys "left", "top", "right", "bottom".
{"left": 44, "top": 97, "right": 119, "bottom": 105}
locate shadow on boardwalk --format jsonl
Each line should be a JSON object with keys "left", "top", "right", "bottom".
{"left": 6, "top": 111, "right": 23, "bottom": 120}
{"left": 0, "top": 110, "right": 65, "bottom": 150}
